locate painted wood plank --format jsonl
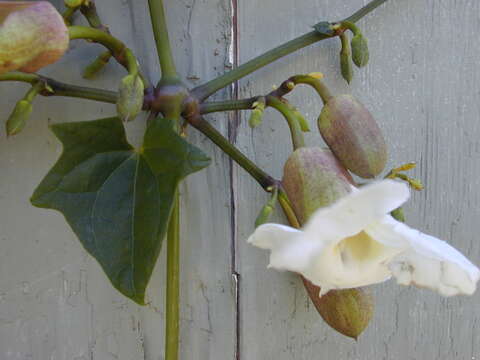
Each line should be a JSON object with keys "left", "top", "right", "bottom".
{"left": 0, "top": 0, "right": 235, "bottom": 359}
{"left": 235, "top": 0, "right": 480, "bottom": 359}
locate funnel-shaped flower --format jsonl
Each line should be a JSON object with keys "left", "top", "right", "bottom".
{"left": 248, "top": 180, "right": 479, "bottom": 296}
{"left": 0, "top": 1, "right": 69, "bottom": 74}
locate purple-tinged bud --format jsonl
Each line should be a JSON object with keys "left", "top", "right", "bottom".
{"left": 303, "top": 278, "right": 374, "bottom": 340}
{"left": 318, "top": 94, "right": 387, "bottom": 178}
{"left": 282, "top": 147, "right": 353, "bottom": 224}
{"left": 0, "top": 2, "right": 69, "bottom": 74}
{"left": 282, "top": 147, "right": 374, "bottom": 339}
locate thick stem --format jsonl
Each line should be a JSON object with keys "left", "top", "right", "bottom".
{"left": 165, "top": 192, "right": 180, "bottom": 360}
{"left": 192, "top": 31, "right": 326, "bottom": 101}
{"left": 191, "top": 0, "right": 390, "bottom": 100}
{"left": 0, "top": 72, "right": 118, "bottom": 104}
{"left": 267, "top": 96, "right": 305, "bottom": 150}
{"left": 344, "top": 0, "right": 388, "bottom": 23}
{"left": 148, "top": 0, "right": 178, "bottom": 79}
{"left": 200, "top": 98, "right": 257, "bottom": 114}
{"left": 189, "top": 116, "right": 277, "bottom": 190}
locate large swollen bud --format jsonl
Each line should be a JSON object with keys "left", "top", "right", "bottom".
{"left": 0, "top": 2, "right": 69, "bottom": 74}
{"left": 282, "top": 147, "right": 353, "bottom": 224}
{"left": 281, "top": 147, "right": 374, "bottom": 339}
{"left": 318, "top": 95, "right": 387, "bottom": 178}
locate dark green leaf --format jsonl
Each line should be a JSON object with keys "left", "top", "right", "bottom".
{"left": 31, "top": 117, "right": 210, "bottom": 304}
{"left": 313, "top": 21, "right": 335, "bottom": 36}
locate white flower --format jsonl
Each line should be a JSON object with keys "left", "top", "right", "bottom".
{"left": 248, "top": 180, "right": 480, "bottom": 296}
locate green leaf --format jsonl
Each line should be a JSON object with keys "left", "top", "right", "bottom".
{"left": 31, "top": 117, "right": 210, "bottom": 304}
{"left": 313, "top": 21, "right": 335, "bottom": 36}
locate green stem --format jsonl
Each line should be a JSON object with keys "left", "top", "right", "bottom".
{"left": 344, "top": 0, "right": 388, "bottom": 23}
{"left": 200, "top": 98, "right": 257, "bottom": 114}
{"left": 148, "top": 0, "right": 178, "bottom": 79}
{"left": 80, "top": 1, "right": 109, "bottom": 32}
{"left": 165, "top": 192, "right": 180, "bottom": 360}
{"left": 291, "top": 75, "right": 333, "bottom": 105}
{"left": 189, "top": 116, "right": 277, "bottom": 190}
{"left": 69, "top": 25, "right": 125, "bottom": 54}
{"left": 191, "top": 0, "right": 390, "bottom": 100}
{"left": 278, "top": 189, "right": 301, "bottom": 228}
{"left": 192, "top": 32, "right": 326, "bottom": 101}
{"left": 0, "top": 72, "right": 118, "bottom": 104}
{"left": 267, "top": 96, "right": 305, "bottom": 150}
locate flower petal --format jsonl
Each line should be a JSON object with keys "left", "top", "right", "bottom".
{"left": 247, "top": 223, "right": 319, "bottom": 273}
{"left": 303, "top": 180, "right": 410, "bottom": 246}
{"left": 369, "top": 216, "right": 480, "bottom": 296}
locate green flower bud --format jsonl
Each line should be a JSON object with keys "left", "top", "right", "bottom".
{"left": 116, "top": 74, "right": 144, "bottom": 122}
{"left": 351, "top": 34, "right": 369, "bottom": 68}
{"left": 303, "top": 278, "right": 374, "bottom": 340}
{"left": 391, "top": 207, "right": 405, "bottom": 222}
{"left": 292, "top": 107, "right": 310, "bottom": 132}
{"left": 64, "top": 0, "right": 84, "bottom": 8}
{"left": 282, "top": 147, "right": 353, "bottom": 224}
{"left": 318, "top": 94, "right": 387, "bottom": 178}
{"left": 339, "top": 33, "right": 353, "bottom": 84}
{"left": 6, "top": 99, "right": 32, "bottom": 136}
{"left": 249, "top": 98, "right": 266, "bottom": 128}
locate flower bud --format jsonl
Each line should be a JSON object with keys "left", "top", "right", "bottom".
{"left": 0, "top": 2, "right": 69, "bottom": 74}
{"left": 116, "top": 74, "right": 144, "bottom": 122}
{"left": 282, "top": 147, "right": 353, "bottom": 224}
{"left": 6, "top": 99, "right": 32, "bottom": 136}
{"left": 339, "top": 33, "right": 353, "bottom": 84}
{"left": 282, "top": 147, "right": 374, "bottom": 338}
{"left": 351, "top": 34, "right": 369, "bottom": 68}
{"left": 303, "top": 277, "right": 374, "bottom": 340}
{"left": 318, "top": 94, "right": 387, "bottom": 178}
{"left": 64, "top": 0, "right": 84, "bottom": 8}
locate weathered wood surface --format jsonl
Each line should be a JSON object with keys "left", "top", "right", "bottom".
{"left": 0, "top": 0, "right": 480, "bottom": 359}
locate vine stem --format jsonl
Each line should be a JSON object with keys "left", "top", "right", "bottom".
{"left": 165, "top": 192, "right": 180, "bottom": 360}
{"left": 0, "top": 72, "right": 118, "bottom": 104}
{"left": 148, "top": 0, "right": 178, "bottom": 80}
{"left": 189, "top": 116, "right": 277, "bottom": 190}
{"left": 191, "top": 0, "right": 389, "bottom": 100}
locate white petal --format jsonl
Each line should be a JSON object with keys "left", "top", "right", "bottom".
{"left": 303, "top": 180, "right": 410, "bottom": 247}
{"left": 247, "top": 224, "right": 317, "bottom": 273}
{"left": 371, "top": 217, "right": 480, "bottom": 296}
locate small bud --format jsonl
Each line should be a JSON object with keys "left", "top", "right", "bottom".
{"left": 351, "top": 34, "right": 369, "bottom": 68}
{"left": 339, "top": 33, "right": 353, "bottom": 84}
{"left": 248, "top": 97, "right": 266, "bottom": 128}
{"left": 307, "top": 72, "right": 324, "bottom": 80}
{"left": 303, "top": 278, "right": 374, "bottom": 340}
{"left": 6, "top": 100, "right": 32, "bottom": 136}
{"left": 249, "top": 108, "right": 264, "bottom": 128}
{"left": 64, "top": 0, "right": 84, "bottom": 8}
{"left": 318, "top": 94, "right": 387, "bottom": 178}
{"left": 282, "top": 147, "right": 353, "bottom": 224}
{"left": 391, "top": 207, "right": 405, "bottom": 222}
{"left": 291, "top": 108, "right": 310, "bottom": 132}
{"left": 254, "top": 204, "right": 274, "bottom": 228}
{"left": 116, "top": 74, "right": 144, "bottom": 122}
{"left": 285, "top": 81, "right": 295, "bottom": 91}
{"left": 0, "top": 2, "right": 69, "bottom": 74}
